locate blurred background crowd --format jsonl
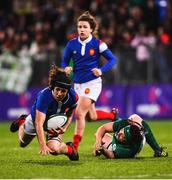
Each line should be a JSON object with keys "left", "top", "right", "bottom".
{"left": 0, "top": 0, "right": 172, "bottom": 93}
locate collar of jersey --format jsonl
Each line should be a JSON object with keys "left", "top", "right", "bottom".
{"left": 78, "top": 34, "right": 92, "bottom": 45}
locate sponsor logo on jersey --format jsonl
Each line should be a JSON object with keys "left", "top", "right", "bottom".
{"left": 85, "top": 88, "right": 90, "bottom": 94}
{"left": 89, "top": 49, "right": 95, "bottom": 56}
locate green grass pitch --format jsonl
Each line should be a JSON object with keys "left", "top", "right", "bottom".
{"left": 0, "top": 120, "right": 172, "bottom": 179}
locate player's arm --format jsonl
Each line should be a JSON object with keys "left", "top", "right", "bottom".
{"left": 100, "top": 49, "right": 117, "bottom": 73}
{"left": 35, "top": 110, "right": 53, "bottom": 155}
{"left": 62, "top": 115, "right": 73, "bottom": 133}
{"left": 99, "top": 41, "right": 117, "bottom": 73}
{"left": 94, "top": 122, "right": 114, "bottom": 153}
{"left": 53, "top": 114, "right": 73, "bottom": 141}
{"left": 92, "top": 42, "right": 117, "bottom": 77}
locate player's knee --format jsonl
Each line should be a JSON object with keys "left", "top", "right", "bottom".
{"left": 75, "top": 111, "right": 84, "bottom": 119}
{"left": 90, "top": 115, "right": 97, "bottom": 121}
{"left": 85, "top": 114, "right": 95, "bottom": 122}
{"left": 129, "top": 114, "right": 142, "bottom": 122}
{"left": 47, "top": 141, "right": 61, "bottom": 154}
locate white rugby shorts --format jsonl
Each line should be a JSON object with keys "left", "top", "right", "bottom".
{"left": 23, "top": 115, "right": 36, "bottom": 135}
{"left": 74, "top": 77, "right": 102, "bottom": 102}
{"left": 24, "top": 115, "right": 61, "bottom": 142}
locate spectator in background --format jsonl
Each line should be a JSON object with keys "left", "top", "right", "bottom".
{"left": 0, "top": 0, "right": 172, "bottom": 89}
{"left": 156, "top": 26, "right": 171, "bottom": 82}
{"left": 130, "top": 24, "right": 156, "bottom": 83}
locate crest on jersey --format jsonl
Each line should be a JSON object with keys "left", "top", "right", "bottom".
{"left": 85, "top": 88, "right": 90, "bottom": 94}
{"left": 89, "top": 49, "right": 95, "bottom": 56}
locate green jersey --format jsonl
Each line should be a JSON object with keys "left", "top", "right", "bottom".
{"left": 112, "top": 119, "right": 145, "bottom": 158}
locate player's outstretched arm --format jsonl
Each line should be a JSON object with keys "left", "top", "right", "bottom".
{"left": 35, "top": 110, "right": 53, "bottom": 155}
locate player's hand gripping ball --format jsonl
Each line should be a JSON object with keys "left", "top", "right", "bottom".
{"left": 47, "top": 114, "right": 68, "bottom": 130}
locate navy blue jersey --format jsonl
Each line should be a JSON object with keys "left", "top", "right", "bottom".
{"left": 61, "top": 35, "right": 117, "bottom": 83}
{"left": 30, "top": 87, "right": 78, "bottom": 121}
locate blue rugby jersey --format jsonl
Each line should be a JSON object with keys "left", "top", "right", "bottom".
{"left": 30, "top": 87, "right": 78, "bottom": 121}
{"left": 61, "top": 35, "right": 117, "bottom": 83}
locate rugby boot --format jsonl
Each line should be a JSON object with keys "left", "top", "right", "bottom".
{"left": 10, "top": 114, "right": 27, "bottom": 132}
{"left": 154, "top": 147, "right": 168, "bottom": 157}
{"left": 66, "top": 142, "right": 79, "bottom": 161}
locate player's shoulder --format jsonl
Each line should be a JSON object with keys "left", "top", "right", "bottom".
{"left": 40, "top": 87, "right": 51, "bottom": 95}
{"left": 68, "top": 37, "right": 78, "bottom": 45}
{"left": 92, "top": 37, "right": 108, "bottom": 49}
{"left": 90, "top": 36, "right": 100, "bottom": 44}
{"left": 99, "top": 40, "right": 108, "bottom": 52}
{"left": 38, "top": 87, "right": 52, "bottom": 99}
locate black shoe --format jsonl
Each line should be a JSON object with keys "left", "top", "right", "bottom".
{"left": 66, "top": 142, "right": 79, "bottom": 161}
{"left": 154, "top": 147, "right": 168, "bottom": 157}
{"left": 10, "top": 115, "right": 27, "bottom": 132}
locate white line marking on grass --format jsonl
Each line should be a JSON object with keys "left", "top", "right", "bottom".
{"left": 83, "top": 173, "right": 172, "bottom": 179}
{"left": 115, "top": 173, "right": 172, "bottom": 179}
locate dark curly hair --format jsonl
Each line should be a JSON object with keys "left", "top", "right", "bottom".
{"left": 49, "top": 65, "right": 72, "bottom": 90}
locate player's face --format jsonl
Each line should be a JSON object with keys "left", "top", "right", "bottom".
{"left": 52, "top": 87, "right": 68, "bottom": 101}
{"left": 77, "top": 21, "right": 93, "bottom": 40}
{"left": 116, "top": 128, "right": 126, "bottom": 143}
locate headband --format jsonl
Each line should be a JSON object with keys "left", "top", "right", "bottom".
{"left": 54, "top": 81, "right": 71, "bottom": 90}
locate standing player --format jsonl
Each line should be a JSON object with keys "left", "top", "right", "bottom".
{"left": 94, "top": 114, "right": 168, "bottom": 159}
{"left": 10, "top": 66, "right": 79, "bottom": 161}
{"left": 61, "top": 11, "right": 118, "bottom": 150}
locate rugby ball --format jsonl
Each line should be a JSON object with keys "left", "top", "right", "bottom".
{"left": 47, "top": 115, "right": 67, "bottom": 130}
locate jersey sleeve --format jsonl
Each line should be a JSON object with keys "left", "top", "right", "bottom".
{"left": 99, "top": 41, "right": 117, "bottom": 73}
{"left": 113, "top": 119, "right": 129, "bottom": 132}
{"left": 61, "top": 42, "right": 72, "bottom": 68}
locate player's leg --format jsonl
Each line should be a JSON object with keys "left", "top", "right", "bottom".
{"left": 73, "top": 78, "right": 102, "bottom": 150}
{"left": 10, "top": 114, "right": 27, "bottom": 132}
{"left": 142, "top": 120, "right": 168, "bottom": 157}
{"left": 128, "top": 114, "right": 143, "bottom": 125}
{"left": 128, "top": 114, "right": 168, "bottom": 157}
{"left": 94, "top": 133, "right": 114, "bottom": 158}
{"left": 85, "top": 101, "right": 97, "bottom": 121}
{"left": 86, "top": 104, "right": 118, "bottom": 121}
{"left": 73, "top": 96, "right": 92, "bottom": 150}
{"left": 18, "top": 115, "right": 36, "bottom": 147}
{"left": 18, "top": 125, "right": 36, "bottom": 147}
{"left": 46, "top": 137, "right": 79, "bottom": 161}
{"left": 10, "top": 114, "right": 36, "bottom": 147}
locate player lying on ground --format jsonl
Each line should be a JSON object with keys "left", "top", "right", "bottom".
{"left": 94, "top": 114, "right": 168, "bottom": 158}
{"left": 10, "top": 66, "right": 79, "bottom": 161}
